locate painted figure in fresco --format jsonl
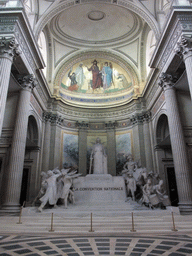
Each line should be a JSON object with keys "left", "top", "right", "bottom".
{"left": 89, "top": 137, "right": 107, "bottom": 174}
{"left": 68, "top": 69, "right": 78, "bottom": 91}
{"left": 75, "top": 63, "right": 85, "bottom": 90}
{"left": 87, "top": 59, "right": 103, "bottom": 90}
{"left": 101, "top": 62, "right": 112, "bottom": 89}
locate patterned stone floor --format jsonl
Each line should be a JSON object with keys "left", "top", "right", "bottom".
{"left": 1, "top": 234, "right": 192, "bottom": 256}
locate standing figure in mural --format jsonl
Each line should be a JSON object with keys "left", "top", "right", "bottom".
{"left": 75, "top": 63, "right": 85, "bottom": 90}
{"left": 86, "top": 59, "right": 103, "bottom": 90}
{"left": 68, "top": 69, "right": 78, "bottom": 91}
{"left": 89, "top": 137, "right": 107, "bottom": 174}
{"left": 102, "top": 62, "right": 112, "bottom": 89}
{"left": 38, "top": 170, "right": 62, "bottom": 212}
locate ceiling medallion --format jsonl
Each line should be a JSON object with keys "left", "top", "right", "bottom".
{"left": 87, "top": 11, "right": 106, "bottom": 21}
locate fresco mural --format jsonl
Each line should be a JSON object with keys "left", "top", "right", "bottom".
{"left": 87, "top": 134, "right": 107, "bottom": 174}
{"left": 116, "top": 131, "right": 133, "bottom": 175}
{"left": 62, "top": 132, "right": 79, "bottom": 169}
{"left": 60, "top": 58, "right": 132, "bottom": 95}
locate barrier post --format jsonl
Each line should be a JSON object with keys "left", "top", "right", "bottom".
{"left": 17, "top": 206, "right": 23, "bottom": 224}
{"left": 130, "top": 212, "right": 136, "bottom": 232}
{"left": 49, "top": 213, "right": 55, "bottom": 232}
{"left": 89, "top": 212, "right": 94, "bottom": 232}
{"left": 171, "top": 211, "right": 178, "bottom": 231}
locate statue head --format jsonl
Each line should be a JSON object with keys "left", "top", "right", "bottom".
{"left": 159, "top": 180, "right": 164, "bottom": 186}
{"left": 126, "top": 154, "right": 133, "bottom": 161}
{"left": 47, "top": 170, "right": 53, "bottom": 177}
{"left": 96, "top": 137, "right": 101, "bottom": 143}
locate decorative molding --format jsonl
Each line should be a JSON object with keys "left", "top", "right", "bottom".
{"left": 159, "top": 22, "right": 182, "bottom": 70}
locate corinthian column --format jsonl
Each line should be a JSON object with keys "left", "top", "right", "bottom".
{"left": 143, "top": 112, "right": 154, "bottom": 172}
{"left": 159, "top": 72, "right": 192, "bottom": 214}
{"left": 41, "top": 112, "right": 52, "bottom": 173}
{"left": 0, "top": 37, "right": 20, "bottom": 136}
{"left": 1, "top": 75, "right": 36, "bottom": 213}
{"left": 176, "top": 36, "right": 192, "bottom": 99}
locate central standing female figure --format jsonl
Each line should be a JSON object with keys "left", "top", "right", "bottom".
{"left": 89, "top": 138, "right": 107, "bottom": 174}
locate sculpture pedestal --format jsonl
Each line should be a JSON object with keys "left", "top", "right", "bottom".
{"left": 73, "top": 174, "right": 126, "bottom": 203}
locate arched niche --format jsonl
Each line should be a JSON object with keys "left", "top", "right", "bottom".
{"left": 26, "top": 115, "right": 39, "bottom": 149}
{"left": 156, "top": 114, "right": 170, "bottom": 148}
{"left": 155, "top": 113, "right": 179, "bottom": 206}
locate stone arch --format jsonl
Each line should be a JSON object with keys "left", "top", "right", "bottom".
{"left": 156, "top": 113, "right": 170, "bottom": 146}
{"left": 34, "top": 0, "right": 160, "bottom": 41}
{"left": 154, "top": 112, "right": 179, "bottom": 206}
{"left": 20, "top": 113, "right": 41, "bottom": 205}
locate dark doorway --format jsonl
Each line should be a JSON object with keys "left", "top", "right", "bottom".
{"left": 167, "top": 167, "right": 179, "bottom": 206}
{"left": 20, "top": 168, "right": 29, "bottom": 206}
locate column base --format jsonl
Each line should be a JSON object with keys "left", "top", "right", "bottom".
{"left": 179, "top": 203, "right": 192, "bottom": 215}
{"left": 0, "top": 204, "right": 21, "bottom": 216}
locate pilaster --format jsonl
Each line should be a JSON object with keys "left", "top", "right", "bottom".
{"left": 41, "top": 112, "right": 52, "bottom": 173}
{"left": 77, "top": 122, "right": 89, "bottom": 176}
{"left": 143, "top": 112, "right": 154, "bottom": 172}
{"left": 105, "top": 122, "right": 117, "bottom": 176}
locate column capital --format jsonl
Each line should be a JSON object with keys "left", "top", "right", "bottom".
{"left": 105, "top": 121, "right": 117, "bottom": 129}
{"left": 0, "top": 36, "right": 21, "bottom": 60}
{"left": 142, "top": 112, "right": 151, "bottom": 123}
{"left": 17, "top": 74, "right": 37, "bottom": 90}
{"left": 76, "top": 121, "right": 89, "bottom": 129}
{"left": 43, "top": 112, "right": 52, "bottom": 123}
{"left": 176, "top": 36, "right": 192, "bottom": 57}
{"left": 158, "top": 72, "right": 177, "bottom": 90}
{"left": 130, "top": 114, "right": 143, "bottom": 125}
{"left": 51, "top": 114, "right": 63, "bottom": 125}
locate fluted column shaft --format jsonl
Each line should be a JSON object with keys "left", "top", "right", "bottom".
{"left": 0, "top": 37, "right": 20, "bottom": 136}
{"left": 159, "top": 73, "right": 192, "bottom": 214}
{"left": 176, "top": 36, "right": 192, "bottom": 99}
{"left": 41, "top": 112, "right": 51, "bottom": 173}
{"left": 2, "top": 75, "right": 36, "bottom": 213}
{"left": 182, "top": 50, "right": 192, "bottom": 98}
{"left": 143, "top": 114, "right": 154, "bottom": 172}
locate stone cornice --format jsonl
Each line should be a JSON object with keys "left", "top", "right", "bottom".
{"left": 0, "top": 13, "right": 44, "bottom": 70}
